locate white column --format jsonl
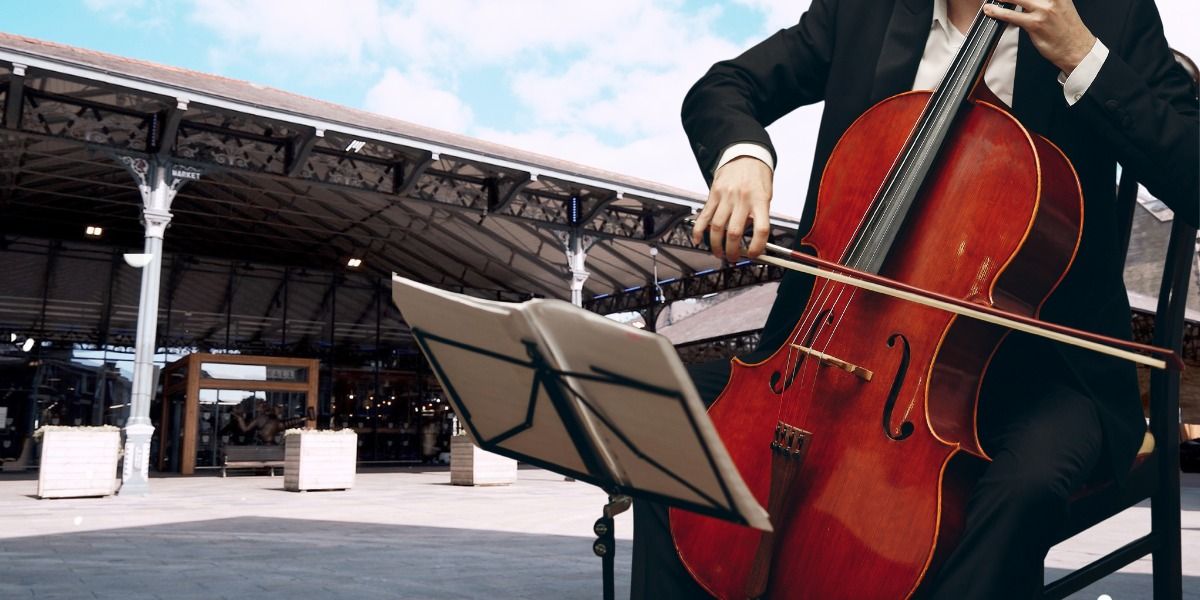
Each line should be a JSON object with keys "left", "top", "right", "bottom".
{"left": 120, "top": 163, "right": 176, "bottom": 495}
{"left": 566, "top": 229, "right": 589, "bottom": 307}
{"left": 562, "top": 229, "right": 589, "bottom": 484}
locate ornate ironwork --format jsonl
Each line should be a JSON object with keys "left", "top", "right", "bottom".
{"left": 586, "top": 262, "right": 785, "bottom": 314}
{"left": 675, "top": 329, "right": 763, "bottom": 364}
{"left": 1, "top": 65, "right": 801, "bottom": 257}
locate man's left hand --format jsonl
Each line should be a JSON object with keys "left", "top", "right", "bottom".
{"left": 983, "top": 0, "right": 1096, "bottom": 75}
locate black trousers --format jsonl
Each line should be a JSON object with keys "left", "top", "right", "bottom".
{"left": 631, "top": 347, "right": 1105, "bottom": 600}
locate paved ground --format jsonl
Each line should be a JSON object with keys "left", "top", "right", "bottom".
{"left": 0, "top": 467, "right": 1195, "bottom": 599}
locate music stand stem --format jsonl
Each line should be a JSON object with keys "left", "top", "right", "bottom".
{"left": 594, "top": 493, "right": 631, "bottom": 600}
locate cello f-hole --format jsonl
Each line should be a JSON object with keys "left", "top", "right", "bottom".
{"left": 883, "top": 333, "right": 915, "bottom": 441}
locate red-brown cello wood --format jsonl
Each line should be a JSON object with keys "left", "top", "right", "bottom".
{"left": 669, "top": 5, "right": 1085, "bottom": 599}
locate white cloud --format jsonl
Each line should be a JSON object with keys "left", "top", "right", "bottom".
{"left": 177, "top": 0, "right": 823, "bottom": 218}
{"left": 363, "top": 68, "right": 474, "bottom": 133}
{"left": 377, "top": 2, "right": 703, "bottom": 68}
{"left": 475, "top": 126, "right": 700, "bottom": 198}
{"left": 732, "top": 0, "right": 808, "bottom": 32}
{"left": 82, "top": 0, "right": 1200, "bottom": 231}
{"left": 84, "top": 0, "right": 171, "bottom": 28}
{"left": 1160, "top": 3, "right": 1200, "bottom": 69}
{"left": 190, "top": 0, "right": 384, "bottom": 66}
{"left": 484, "top": 2, "right": 818, "bottom": 217}
{"left": 84, "top": 0, "right": 146, "bottom": 10}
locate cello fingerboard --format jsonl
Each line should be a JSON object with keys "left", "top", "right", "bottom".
{"left": 844, "top": 1, "right": 1014, "bottom": 275}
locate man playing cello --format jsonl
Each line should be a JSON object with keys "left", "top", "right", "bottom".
{"left": 632, "top": 0, "right": 1198, "bottom": 598}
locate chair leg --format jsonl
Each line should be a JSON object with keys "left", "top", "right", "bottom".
{"left": 1150, "top": 454, "right": 1183, "bottom": 600}
{"left": 1151, "top": 485, "right": 1182, "bottom": 599}
{"left": 1150, "top": 365, "right": 1184, "bottom": 600}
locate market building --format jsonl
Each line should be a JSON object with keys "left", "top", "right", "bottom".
{"left": 0, "top": 33, "right": 800, "bottom": 481}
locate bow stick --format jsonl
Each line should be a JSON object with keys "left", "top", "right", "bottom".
{"left": 752, "top": 242, "right": 1182, "bottom": 371}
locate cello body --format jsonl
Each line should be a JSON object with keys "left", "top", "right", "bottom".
{"left": 668, "top": 86, "right": 1084, "bottom": 599}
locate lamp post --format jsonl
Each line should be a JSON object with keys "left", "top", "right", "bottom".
{"left": 116, "top": 156, "right": 200, "bottom": 495}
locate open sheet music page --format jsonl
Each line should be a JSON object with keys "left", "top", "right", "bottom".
{"left": 392, "top": 275, "right": 770, "bottom": 531}
{"left": 525, "top": 301, "right": 768, "bottom": 529}
{"left": 391, "top": 276, "right": 599, "bottom": 480}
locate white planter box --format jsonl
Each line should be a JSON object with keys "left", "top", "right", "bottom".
{"left": 451, "top": 434, "right": 517, "bottom": 486}
{"left": 284, "top": 430, "right": 357, "bottom": 492}
{"left": 37, "top": 427, "right": 121, "bottom": 499}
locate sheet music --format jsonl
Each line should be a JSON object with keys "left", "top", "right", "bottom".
{"left": 391, "top": 277, "right": 593, "bottom": 477}
{"left": 527, "top": 301, "right": 764, "bottom": 523}
{"left": 392, "top": 274, "right": 770, "bottom": 531}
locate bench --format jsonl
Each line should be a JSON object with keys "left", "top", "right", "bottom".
{"left": 221, "top": 445, "right": 285, "bottom": 477}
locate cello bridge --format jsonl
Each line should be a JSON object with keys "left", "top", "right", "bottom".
{"left": 789, "top": 343, "right": 874, "bottom": 381}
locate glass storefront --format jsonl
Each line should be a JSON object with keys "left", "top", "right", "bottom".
{"left": 329, "top": 368, "right": 453, "bottom": 463}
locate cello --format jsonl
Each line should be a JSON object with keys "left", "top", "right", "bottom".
{"left": 670, "top": 2, "right": 1102, "bottom": 598}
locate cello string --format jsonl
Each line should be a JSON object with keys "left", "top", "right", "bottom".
{"left": 847, "top": 9, "right": 1002, "bottom": 271}
{"left": 779, "top": 24, "right": 974, "bottom": 398}
{"left": 786, "top": 5, "right": 1002, "bottom": 404}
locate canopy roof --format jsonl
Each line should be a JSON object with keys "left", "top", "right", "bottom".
{"left": 0, "top": 33, "right": 799, "bottom": 352}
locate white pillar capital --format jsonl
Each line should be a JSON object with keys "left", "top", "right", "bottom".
{"left": 142, "top": 207, "right": 173, "bottom": 239}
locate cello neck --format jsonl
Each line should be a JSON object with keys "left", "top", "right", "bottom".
{"left": 842, "top": 2, "right": 1012, "bottom": 274}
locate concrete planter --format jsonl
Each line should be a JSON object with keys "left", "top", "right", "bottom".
{"left": 36, "top": 426, "right": 121, "bottom": 499}
{"left": 283, "top": 429, "right": 357, "bottom": 492}
{"left": 450, "top": 434, "right": 517, "bottom": 486}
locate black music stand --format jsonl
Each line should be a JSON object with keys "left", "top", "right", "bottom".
{"left": 411, "top": 329, "right": 760, "bottom": 600}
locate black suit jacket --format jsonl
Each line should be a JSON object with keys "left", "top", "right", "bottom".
{"left": 681, "top": 0, "right": 1199, "bottom": 478}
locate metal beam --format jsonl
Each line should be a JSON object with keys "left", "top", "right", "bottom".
{"left": 416, "top": 210, "right": 563, "bottom": 299}
{"left": 579, "top": 191, "right": 620, "bottom": 225}
{"left": 310, "top": 182, "right": 525, "bottom": 294}
{"left": 395, "top": 151, "right": 434, "bottom": 197}
{"left": 511, "top": 220, "right": 628, "bottom": 293}
{"left": 0, "top": 47, "right": 718, "bottom": 212}
{"left": 35, "top": 239, "right": 61, "bottom": 335}
{"left": 0, "top": 133, "right": 30, "bottom": 210}
{"left": 154, "top": 100, "right": 187, "bottom": 159}
{"left": 444, "top": 210, "right": 568, "bottom": 281}
{"left": 3, "top": 63, "right": 26, "bottom": 129}
{"left": 654, "top": 245, "right": 696, "bottom": 274}
{"left": 649, "top": 210, "right": 694, "bottom": 241}
{"left": 286, "top": 127, "right": 322, "bottom": 177}
{"left": 95, "top": 248, "right": 121, "bottom": 347}
{"left": 159, "top": 252, "right": 188, "bottom": 346}
{"left": 595, "top": 242, "right": 655, "bottom": 280}
{"left": 248, "top": 270, "right": 289, "bottom": 345}
{"left": 198, "top": 263, "right": 238, "bottom": 345}
{"left": 488, "top": 172, "right": 533, "bottom": 215}
{"left": 584, "top": 262, "right": 783, "bottom": 314}
{"left": 294, "top": 272, "right": 339, "bottom": 349}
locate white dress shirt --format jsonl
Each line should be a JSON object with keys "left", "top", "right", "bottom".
{"left": 716, "top": 0, "right": 1109, "bottom": 174}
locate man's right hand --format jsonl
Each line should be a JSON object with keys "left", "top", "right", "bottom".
{"left": 691, "top": 156, "right": 774, "bottom": 262}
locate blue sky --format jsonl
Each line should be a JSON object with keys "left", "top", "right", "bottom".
{"left": 4, "top": 1, "right": 1198, "bottom": 220}
{"left": 3, "top": 0, "right": 821, "bottom": 214}
{"left": 4, "top": 1, "right": 765, "bottom": 112}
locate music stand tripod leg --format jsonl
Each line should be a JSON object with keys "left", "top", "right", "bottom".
{"left": 593, "top": 493, "right": 632, "bottom": 600}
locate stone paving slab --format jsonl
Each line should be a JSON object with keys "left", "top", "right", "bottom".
{"left": 0, "top": 467, "right": 1195, "bottom": 599}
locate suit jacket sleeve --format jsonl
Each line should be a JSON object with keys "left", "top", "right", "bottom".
{"left": 1074, "top": 0, "right": 1199, "bottom": 227}
{"left": 681, "top": 0, "right": 837, "bottom": 186}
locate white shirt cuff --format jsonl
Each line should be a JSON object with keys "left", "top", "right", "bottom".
{"left": 1057, "top": 39, "right": 1109, "bottom": 106}
{"left": 716, "top": 142, "right": 775, "bottom": 174}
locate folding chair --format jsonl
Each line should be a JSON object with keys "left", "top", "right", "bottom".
{"left": 1042, "top": 49, "right": 1197, "bottom": 600}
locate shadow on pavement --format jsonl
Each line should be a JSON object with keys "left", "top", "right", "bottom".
{"left": 0, "top": 516, "right": 630, "bottom": 600}
{"left": 1044, "top": 567, "right": 1199, "bottom": 600}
